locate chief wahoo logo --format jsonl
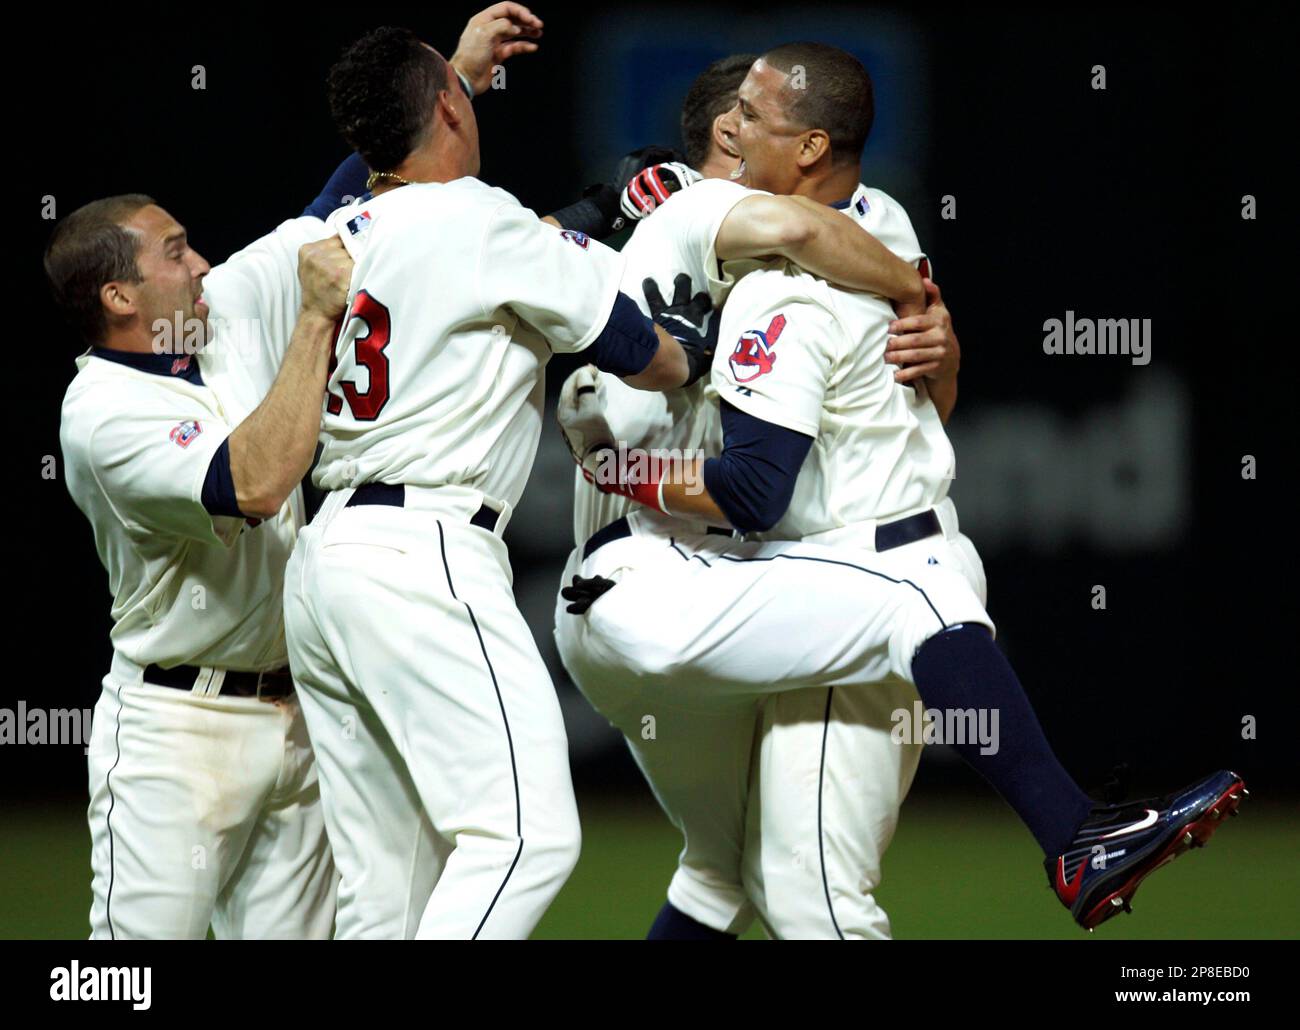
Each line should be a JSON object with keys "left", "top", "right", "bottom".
{"left": 728, "top": 314, "right": 787, "bottom": 384}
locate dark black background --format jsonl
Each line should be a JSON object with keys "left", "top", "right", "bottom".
{"left": 12, "top": 2, "right": 1293, "bottom": 809}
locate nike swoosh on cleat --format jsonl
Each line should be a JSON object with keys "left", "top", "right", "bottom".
{"left": 1055, "top": 855, "right": 1087, "bottom": 904}
{"left": 1099, "top": 808, "right": 1159, "bottom": 839}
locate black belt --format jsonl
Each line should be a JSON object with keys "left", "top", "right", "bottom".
{"left": 346, "top": 483, "right": 501, "bottom": 533}
{"left": 583, "top": 516, "right": 732, "bottom": 561}
{"left": 875, "top": 508, "right": 943, "bottom": 551}
{"left": 143, "top": 664, "right": 295, "bottom": 699}
{"left": 582, "top": 509, "right": 942, "bottom": 561}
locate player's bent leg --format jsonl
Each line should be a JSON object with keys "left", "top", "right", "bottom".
{"left": 284, "top": 535, "right": 444, "bottom": 940}
{"left": 579, "top": 530, "right": 992, "bottom": 699}
{"left": 86, "top": 678, "right": 269, "bottom": 940}
{"left": 742, "top": 680, "right": 922, "bottom": 940}
{"left": 210, "top": 695, "right": 338, "bottom": 940}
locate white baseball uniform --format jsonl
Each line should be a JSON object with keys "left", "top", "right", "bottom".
{"left": 283, "top": 179, "right": 628, "bottom": 939}
{"left": 60, "top": 215, "right": 337, "bottom": 939}
{"left": 556, "top": 183, "right": 992, "bottom": 937}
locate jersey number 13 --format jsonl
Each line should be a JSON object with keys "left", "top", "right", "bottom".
{"left": 327, "top": 290, "right": 391, "bottom": 421}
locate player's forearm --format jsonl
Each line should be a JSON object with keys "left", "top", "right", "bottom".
{"left": 228, "top": 310, "right": 334, "bottom": 518}
{"left": 783, "top": 196, "right": 923, "bottom": 303}
{"left": 716, "top": 195, "right": 922, "bottom": 304}
{"left": 623, "top": 325, "right": 691, "bottom": 391}
{"left": 928, "top": 375, "right": 958, "bottom": 424}
{"left": 662, "top": 460, "right": 731, "bottom": 524}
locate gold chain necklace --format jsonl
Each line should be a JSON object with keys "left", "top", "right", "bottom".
{"left": 365, "top": 170, "right": 415, "bottom": 192}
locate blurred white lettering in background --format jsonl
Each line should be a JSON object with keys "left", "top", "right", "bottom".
{"left": 947, "top": 372, "right": 1190, "bottom": 551}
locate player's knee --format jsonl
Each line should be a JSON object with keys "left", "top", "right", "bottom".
{"left": 526, "top": 817, "right": 582, "bottom": 894}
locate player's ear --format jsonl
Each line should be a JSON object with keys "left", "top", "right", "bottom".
{"left": 100, "top": 280, "right": 137, "bottom": 320}
{"left": 436, "top": 88, "right": 462, "bottom": 129}
{"left": 713, "top": 106, "right": 741, "bottom": 159}
{"left": 796, "top": 129, "right": 831, "bottom": 170}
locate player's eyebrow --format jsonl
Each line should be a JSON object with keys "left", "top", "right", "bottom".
{"left": 161, "top": 228, "right": 188, "bottom": 250}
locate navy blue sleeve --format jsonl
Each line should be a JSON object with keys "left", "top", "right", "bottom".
{"left": 302, "top": 153, "right": 370, "bottom": 220}
{"left": 702, "top": 401, "right": 813, "bottom": 534}
{"left": 584, "top": 291, "right": 661, "bottom": 377}
{"left": 201, "top": 438, "right": 245, "bottom": 518}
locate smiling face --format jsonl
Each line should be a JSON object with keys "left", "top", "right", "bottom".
{"left": 718, "top": 58, "right": 811, "bottom": 195}
{"left": 116, "top": 205, "right": 211, "bottom": 341}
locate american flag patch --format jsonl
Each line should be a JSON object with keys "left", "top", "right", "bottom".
{"left": 346, "top": 210, "right": 372, "bottom": 236}
{"left": 854, "top": 195, "right": 869, "bottom": 216}
{"left": 169, "top": 420, "right": 202, "bottom": 448}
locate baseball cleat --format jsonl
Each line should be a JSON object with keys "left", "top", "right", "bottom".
{"left": 1046, "top": 769, "right": 1248, "bottom": 931}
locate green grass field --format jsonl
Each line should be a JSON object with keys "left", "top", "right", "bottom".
{"left": 3, "top": 794, "right": 1294, "bottom": 939}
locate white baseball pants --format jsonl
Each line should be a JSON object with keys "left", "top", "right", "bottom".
{"left": 555, "top": 503, "right": 990, "bottom": 938}
{"left": 86, "top": 659, "right": 336, "bottom": 940}
{"left": 285, "top": 487, "right": 581, "bottom": 939}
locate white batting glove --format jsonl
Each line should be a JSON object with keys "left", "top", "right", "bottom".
{"left": 620, "top": 162, "right": 702, "bottom": 221}
{"left": 558, "top": 365, "right": 616, "bottom": 483}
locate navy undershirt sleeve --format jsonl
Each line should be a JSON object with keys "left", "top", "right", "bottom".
{"left": 201, "top": 438, "right": 245, "bottom": 518}
{"left": 584, "top": 291, "right": 661, "bottom": 377}
{"left": 702, "top": 400, "right": 813, "bottom": 533}
{"left": 302, "top": 153, "right": 370, "bottom": 220}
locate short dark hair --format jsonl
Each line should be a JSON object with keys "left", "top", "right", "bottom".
{"left": 680, "top": 53, "right": 757, "bottom": 169}
{"left": 44, "top": 194, "right": 156, "bottom": 345}
{"left": 328, "top": 26, "right": 448, "bottom": 172}
{"left": 761, "top": 42, "right": 874, "bottom": 165}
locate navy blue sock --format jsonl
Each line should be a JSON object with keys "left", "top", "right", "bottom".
{"left": 911, "top": 624, "right": 1095, "bottom": 858}
{"left": 646, "top": 901, "right": 736, "bottom": 940}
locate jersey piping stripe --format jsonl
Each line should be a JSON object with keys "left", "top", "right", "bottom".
{"left": 711, "top": 549, "right": 950, "bottom": 628}
{"left": 436, "top": 520, "right": 524, "bottom": 940}
{"left": 104, "top": 682, "right": 126, "bottom": 941}
{"left": 669, "top": 538, "right": 711, "bottom": 567}
{"left": 817, "top": 687, "right": 846, "bottom": 940}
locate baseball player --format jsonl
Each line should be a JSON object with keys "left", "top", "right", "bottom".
{"left": 279, "top": 20, "right": 754, "bottom": 940}
{"left": 550, "top": 53, "right": 950, "bottom": 939}
{"left": 558, "top": 43, "right": 1246, "bottom": 936}
{"left": 50, "top": 189, "right": 353, "bottom": 939}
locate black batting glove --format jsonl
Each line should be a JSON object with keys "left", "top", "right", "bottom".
{"left": 644, "top": 273, "right": 717, "bottom": 387}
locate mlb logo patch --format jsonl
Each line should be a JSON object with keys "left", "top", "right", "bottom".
{"left": 854, "top": 195, "right": 869, "bottom": 217}
{"left": 170, "top": 356, "right": 191, "bottom": 376}
{"left": 559, "top": 229, "right": 590, "bottom": 249}
{"left": 346, "top": 210, "right": 372, "bottom": 236}
{"left": 169, "top": 420, "right": 202, "bottom": 448}
{"left": 728, "top": 314, "right": 787, "bottom": 384}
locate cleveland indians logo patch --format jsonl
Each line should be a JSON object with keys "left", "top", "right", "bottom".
{"left": 728, "top": 314, "right": 787, "bottom": 383}
{"left": 559, "top": 229, "right": 590, "bottom": 249}
{"left": 169, "top": 420, "right": 202, "bottom": 448}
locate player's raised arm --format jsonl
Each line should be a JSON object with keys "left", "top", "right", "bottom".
{"left": 715, "top": 193, "right": 924, "bottom": 305}
{"left": 302, "top": 152, "right": 371, "bottom": 220}
{"left": 449, "top": 2, "right": 544, "bottom": 96}
{"left": 222, "top": 238, "right": 353, "bottom": 517}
